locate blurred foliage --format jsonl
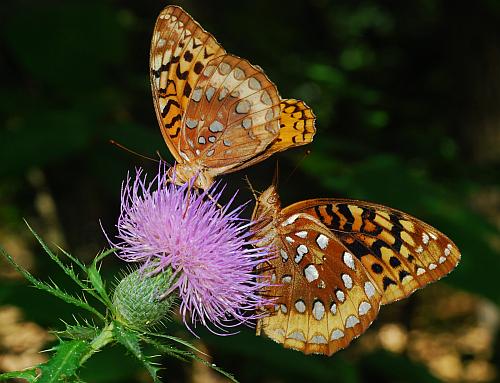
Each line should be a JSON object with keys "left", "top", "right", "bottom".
{"left": 0, "top": 0, "right": 499, "bottom": 382}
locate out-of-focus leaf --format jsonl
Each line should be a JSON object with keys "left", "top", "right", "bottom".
{"left": 360, "top": 350, "right": 440, "bottom": 383}
{"left": 2, "top": 3, "right": 128, "bottom": 89}
{"left": 204, "top": 329, "right": 360, "bottom": 383}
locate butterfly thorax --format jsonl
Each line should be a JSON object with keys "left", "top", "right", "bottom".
{"left": 251, "top": 186, "right": 282, "bottom": 247}
{"left": 172, "top": 162, "right": 214, "bottom": 190}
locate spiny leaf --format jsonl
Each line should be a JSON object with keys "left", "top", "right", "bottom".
{"left": 86, "top": 248, "right": 116, "bottom": 308}
{"left": 145, "top": 331, "right": 207, "bottom": 356}
{"left": 26, "top": 222, "right": 111, "bottom": 309}
{"left": 93, "top": 248, "right": 116, "bottom": 265}
{"left": 56, "top": 322, "right": 99, "bottom": 341}
{"left": 0, "top": 247, "right": 105, "bottom": 321}
{"left": 25, "top": 221, "right": 89, "bottom": 288}
{"left": 113, "top": 323, "right": 161, "bottom": 383}
{"left": 55, "top": 245, "right": 86, "bottom": 271}
{"left": 142, "top": 336, "right": 191, "bottom": 363}
{"left": 87, "top": 265, "right": 113, "bottom": 309}
{"left": 37, "top": 340, "right": 91, "bottom": 383}
{"left": 142, "top": 336, "right": 238, "bottom": 383}
{"left": 190, "top": 353, "right": 239, "bottom": 383}
{"left": 0, "top": 369, "right": 38, "bottom": 382}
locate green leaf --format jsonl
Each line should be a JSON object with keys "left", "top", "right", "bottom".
{"left": 143, "top": 335, "right": 239, "bottom": 383}
{"left": 142, "top": 336, "right": 191, "bottom": 363}
{"left": 0, "top": 246, "right": 105, "bottom": 321}
{"left": 78, "top": 344, "right": 142, "bottom": 383}
{"left": 0, "top": 369, "right": 38, "bottom": 382}
{"left": 25, "top": 222, "right": 91, "bottom": 290}
{"left": 38, "top": 340, "right": 91, "bottom": 383}
{"left": 180, "top": 350, "right": 239, "bottom": 383}
{"left": 113, "top": 323, "right": 161, "bottom": 383}
{"left": 57, "top": 322, "right": 99, "bottom": 341}
{"left": 86, "top": 248, "right": 115, "bottom": 309}
{"left": 87, "top": 265, "right": 113, "bottom": 309}
{"left": 93, "top": 248, "right": 116, "bottom": 265}
{"left": 145, "top": 331, "right": 207, "bottom": 356}
{"left": 55, "top": 245, "right": 87, "bottom": 272}
{"left": 26, "top": 222, "right": 113, "bottom": 310}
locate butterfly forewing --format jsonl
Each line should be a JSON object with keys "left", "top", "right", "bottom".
{"left": 181, "top": 54, "right": 281, "bottom": 168}
{"left": 286, "top": 199, "right": 461, "bottom": 305}
{"left": 150, "top": 6, "right": 226, "bottom": 161}
{"left": 258, "top": 212, "right": 382, "bottom": 355}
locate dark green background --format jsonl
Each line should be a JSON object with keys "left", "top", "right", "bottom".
{"left": 1, "top": 1, "right": 499, "bottom": 382}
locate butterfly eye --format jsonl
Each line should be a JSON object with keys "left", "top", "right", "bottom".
{"left": 267, "top": 195, "right": 277, "bottom": 204}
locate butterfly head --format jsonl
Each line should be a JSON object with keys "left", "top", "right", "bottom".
{"left": 252, "top": 185, "right": 281, "bottom": 224}
{"left": 251, "top": 185, "right": 281, "bottom": 247}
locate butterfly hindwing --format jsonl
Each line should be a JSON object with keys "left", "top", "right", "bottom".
{"left": 227, "top": 98, "right": 316, "bottom": 171}
{"left": 270, "top": 99, "right": 316, "bottom": 153}
{"left": 258, "top": 212, "right": 382, "bottom": 355}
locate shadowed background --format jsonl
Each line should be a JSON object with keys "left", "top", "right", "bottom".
{"left": 0, "top": 0, "right": 499, "bottom": 382}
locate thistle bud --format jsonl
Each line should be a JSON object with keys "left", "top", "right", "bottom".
{"left": 113, "top": 267, "right": 176, "bottom": 330}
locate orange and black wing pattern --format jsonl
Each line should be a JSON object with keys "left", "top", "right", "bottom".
{"left": 253, "top": 186, "right": 460, "bottom": 355}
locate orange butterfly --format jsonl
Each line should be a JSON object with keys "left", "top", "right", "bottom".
{"left": 150, "top": 6, "right": 316, "bottom": 189}
{"left": 252, "top": 184, "right": 460, "bottom": 355}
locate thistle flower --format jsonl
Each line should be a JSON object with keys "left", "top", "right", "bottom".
{"left": 108, "top": 164, "right": 272, "bottom": 334}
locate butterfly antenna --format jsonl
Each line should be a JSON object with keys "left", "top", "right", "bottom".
{"left": 155, "top": 150, "right": 169, "bottom": 164}
{"left": 272, "top": 160, "right": 279, "bottom": 189}
{"left": 284, "top": 149, "right": 311, "bottom": 186}
{"left": 182, "top": 179, "right": 195, "bottom": 219}
{"left": 244, "top": 175, "right": 258, "bottom": 201}
{"left": 109, "top": 140, "right": 159, "bottom": 163}
{"left": 206, "top": 192, "right": 223, "bottom": 209}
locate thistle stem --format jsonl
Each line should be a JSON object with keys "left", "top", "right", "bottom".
{"left": 80, "top": 322, "right": 115, "bottom": 365}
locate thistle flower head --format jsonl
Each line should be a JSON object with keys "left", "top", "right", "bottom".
{"left": 109, "top": 164, "right": 272, "bottom": 334}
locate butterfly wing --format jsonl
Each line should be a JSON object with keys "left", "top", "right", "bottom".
{"left": 224, "top": 98, "right": 316, "bottom": 172}
{"left": 283, "top": 199, "right": 461, "bottom": 305}
{"left": 179, "top": 54, "right": 282, "bottom": 170}
{"left": 257, "top": 212, "right": 382, "bottom": 355}
{"left": 267, "top": 99, "right": 316, "bottom": 154}
{"left": 150, "top": 6, "right": 226, "bottom": 162}
{"left": 151, "top": 6, "right": 316, "bottom": 178}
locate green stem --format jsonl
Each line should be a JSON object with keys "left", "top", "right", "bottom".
{"left": 80, "top": 322, "right": 115, "bottom": 365}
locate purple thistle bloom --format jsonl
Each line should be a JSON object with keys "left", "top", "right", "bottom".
{"left": 109, "top": 164, "right": 273, "bottom": 334}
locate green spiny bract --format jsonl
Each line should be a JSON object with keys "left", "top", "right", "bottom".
{"left": 113, "top": 267, "right": 176, "bottom": 330}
